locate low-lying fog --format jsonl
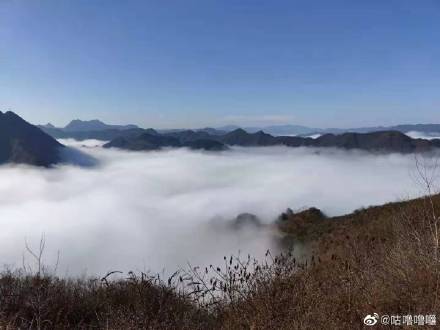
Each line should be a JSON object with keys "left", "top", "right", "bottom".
{"left": 0, "top": 136, "right": 438, "bottom": 276}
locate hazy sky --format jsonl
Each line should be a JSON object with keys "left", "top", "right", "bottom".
{"left": 0, "top": 0, "right": 439, "bottom": 128}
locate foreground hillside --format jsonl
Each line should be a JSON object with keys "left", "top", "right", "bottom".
{"left": 1, "top": 193, "right": 440, "bottom": 329}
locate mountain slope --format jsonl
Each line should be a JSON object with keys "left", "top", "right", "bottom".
{"left": 0, "top": 111, "right": 64, "bottom": 166}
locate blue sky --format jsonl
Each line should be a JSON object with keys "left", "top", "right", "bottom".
{"left": 0, "top": 0, "right": 439, "bottom": 129}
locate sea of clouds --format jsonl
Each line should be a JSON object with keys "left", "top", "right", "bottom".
{"left": 0, "top": 138, "right": 438, "bottom": 276}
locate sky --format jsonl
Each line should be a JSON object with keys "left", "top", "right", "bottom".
{"left": 0, "top": 0, "right": 439, "bottom": 129}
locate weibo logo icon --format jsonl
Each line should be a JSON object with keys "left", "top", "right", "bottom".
{"left": 363, "top": 313, "right": 379, "bottom": 326}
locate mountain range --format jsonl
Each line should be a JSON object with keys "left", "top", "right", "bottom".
{"left": 41, "top": 119, "right": 138, "bottom": 132}
{"left": 34, "top": 117, "right": 440, "bottom": 153}
{"left": 39, "top": 119, "right": 440, "bottom": 141}
{"left": 1, "top": 113, "right": 439, "bottom": 167}
{"left": 216, "top": 123, "right": 440, "bottom": 136}
{"left": 63, "top": 119, "right": 138, "bottom": 132}
{"left": 38, "top": 119, "right": 143, "bottom": 141}
{"left": 103, "top": 127, "right": 440, "bottom": 153}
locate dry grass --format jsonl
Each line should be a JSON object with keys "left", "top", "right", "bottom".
{"left": 0, "top": 269, "right": 213, "bottom": 329}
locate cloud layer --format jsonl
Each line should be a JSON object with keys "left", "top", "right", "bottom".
{"left": 405, "top": 131, "right": 440, "bottom": 140}
{"left": 0, "top": 141, "right": 435, "bottom": 276}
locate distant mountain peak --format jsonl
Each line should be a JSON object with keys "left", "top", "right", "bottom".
{"left": 41, "top": 123, "right": 56, "bottom": 129}
{"left": 229, "top": 128, "right": 248, "bottom": 135}
{"left": 144, "top": 128, "right": 159, "bottom": 135}
{"left": 254, "top": 130, "right": 271, "bottom": 136}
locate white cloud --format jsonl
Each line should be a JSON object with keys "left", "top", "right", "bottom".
{"left": 57, "top": 138, "right": 107, "bottom": 148}
{"left": 305, "top": 134, "right": 322, "bottom": 139}
{"left": 405, "top": 131, "right": 440, "bottom": 140}
{"left": 0, "top": 142, "right": 434, "bottom": 277}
